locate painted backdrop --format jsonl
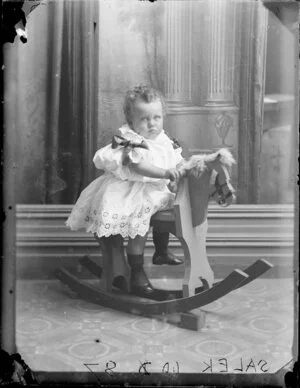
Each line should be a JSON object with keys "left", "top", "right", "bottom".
{"left": 4, "top": 0, "right": 297, "bottom": 205}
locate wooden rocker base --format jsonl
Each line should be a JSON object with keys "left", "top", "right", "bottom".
{"left": 78, "top": 256, "right": 274, "bottom": 300}
{"left": 56, "top": 266, "right": 206, "bottom": 330}
{"left": 55, "top": 258, "right": 273, "bottom": 330}
{"left": 58, "top": 160, "right": 274, "bottom": 330}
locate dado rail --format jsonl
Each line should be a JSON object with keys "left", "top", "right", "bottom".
{"left": 16, "top": 203, "right": 293, "bottom": 280}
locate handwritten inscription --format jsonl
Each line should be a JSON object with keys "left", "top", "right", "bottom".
{"left": 201, "top": 358, "right": 269, "bottom": 373}
{"left": 105, "top": 361, "right": 117, "bottom": 375}
{"left": 84, "top": 358, "right": 269, "bottom": 376}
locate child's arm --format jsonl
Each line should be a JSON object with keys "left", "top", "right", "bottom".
{"left": 130, "top": 160, "right": 180, "bottom": 181}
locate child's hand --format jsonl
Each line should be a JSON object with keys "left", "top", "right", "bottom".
{"left": 166, "top": 168, "right": 182, "bottom": 193}
{"left": 168, "top": 180, "right": 178, "bottom": 193}
{"left": 165, "top": 168, "right": 181, "bottom": 182}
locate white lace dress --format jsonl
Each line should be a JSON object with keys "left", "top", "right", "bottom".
{"left": 66, "top": 125, "right": 183, "bottom": 238}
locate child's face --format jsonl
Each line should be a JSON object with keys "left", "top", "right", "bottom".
{"left": 130, "top": 99, "right": 163, "bottom": 140}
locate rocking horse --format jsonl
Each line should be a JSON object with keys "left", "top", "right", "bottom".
{"left": 56, "top": 149, "right": 273, "bottom": 330}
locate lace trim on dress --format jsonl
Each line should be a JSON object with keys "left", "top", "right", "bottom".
{"left": 65, "top": 196, "right": 174, "bottom": 239}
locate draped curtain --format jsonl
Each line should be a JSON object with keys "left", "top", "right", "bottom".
{"left": 44, "top": 0, "right": 99, "bottom": 203}
{"left": 4, "top": 0, "right": 99, "bottom": 204}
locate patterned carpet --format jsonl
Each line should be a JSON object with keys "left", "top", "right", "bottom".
{"left": 16, "top": 278, "right": 294, "bottom": 374}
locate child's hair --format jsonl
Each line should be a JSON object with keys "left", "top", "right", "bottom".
{"left": 123, "top": 84, "right": 166, "bottom": 125}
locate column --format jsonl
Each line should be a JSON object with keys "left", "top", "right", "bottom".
{"left": 237, "top": 1, "right": 268, "bottom": 203}
{"left": 205, "top": 0, "right": 236, "bottom": 105}
{"left": 165, "top": 0, "right": 192, "bottom": 106}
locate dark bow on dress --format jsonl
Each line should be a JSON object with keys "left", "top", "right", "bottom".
{"left": 111, "top": 135, "right": 149, "bottom": 150}
{"left": 111, "top": 135, "right": 149, "bottom": 165}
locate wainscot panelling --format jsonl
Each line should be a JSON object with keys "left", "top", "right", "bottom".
{"left": 16, "top": 204, "right": 294, "bottom": 279}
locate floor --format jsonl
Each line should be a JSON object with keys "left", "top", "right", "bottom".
{"left": 16, "top": 278, "right": 294, "bottom": 375}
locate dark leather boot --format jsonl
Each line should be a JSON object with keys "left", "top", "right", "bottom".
{"left": 127, "top": 254, "right": 156, "bottom": 298}
{"left": 152, "top": 228, "right": 183, "bottom": 265}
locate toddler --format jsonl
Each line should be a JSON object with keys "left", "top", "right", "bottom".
{"left": 66, "top": 85, "right": 183, "bottom": 298}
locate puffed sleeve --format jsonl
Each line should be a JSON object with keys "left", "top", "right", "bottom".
{"left": 93, "top": 144, "right": 150, "bottom": 181}
{"left": 123, "top": 147, "right": 148, "bottom": 165}
{"left": 93, "top": 144, "right": 123, "bottom": 172}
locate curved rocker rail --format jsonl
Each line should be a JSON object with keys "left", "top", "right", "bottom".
{"left": 55, "top": 267, "right": 248, "bottom": 316}
{"left": 194, "top": 258, "right": 274, "bottom": 294}
{"left": 79, "top": 256, "right": 274, "bottom": 299}
{"left": 230, "top": 258, "right": 274, "bottom": 289}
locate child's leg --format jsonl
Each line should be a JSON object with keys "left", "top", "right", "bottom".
{"left": 152, "top": 228, "right": 183, "bottom": 265}
{"left": 127, "top": 234, "right": 147, "bottom": 255}
{"left": 127, "top": 234, "right": 155, "bottom": 297}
